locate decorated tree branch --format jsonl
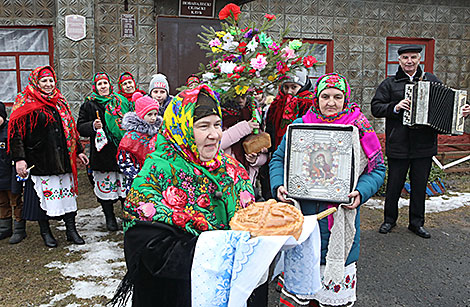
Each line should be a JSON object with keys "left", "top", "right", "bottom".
{"left": 196, "top": 3, "right": 321, "bottom": 103}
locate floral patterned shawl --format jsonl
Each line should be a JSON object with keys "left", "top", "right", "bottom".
{"left": 267, "top": 84, "right": 314, "bottom": 150}
{"left": 8, "top": 66, "right": 81, "bottom": 194}
{"left": 86, "top": 72, "right": 131, "bottom": 146}
{"left": 123, "top": 84, "right": 255, "bottom": 235}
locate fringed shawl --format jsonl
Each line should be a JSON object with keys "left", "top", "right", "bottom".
{"left": 7, "top": 66, "right": 81, "bottom": 194}
{"left": 122, "top": 84, "right": 255, "bottom": 236}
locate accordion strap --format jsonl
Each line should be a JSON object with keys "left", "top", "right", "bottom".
{"left": 418, "top": 70, "right": 426, "bottom": 81}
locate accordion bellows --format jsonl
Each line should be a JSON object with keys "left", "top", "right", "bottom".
{"left": 230, "top": 199, "right": 304, "bottom": 240}
{"left": 403, "top": 81, "right": 467, "bottom": 135}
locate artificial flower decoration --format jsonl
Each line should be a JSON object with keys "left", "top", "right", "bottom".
{"left": 219, "top": 3, "right": 241, "bottom": 21}
{"left": 195, "top": 3, "right": 321, "bottom": 102}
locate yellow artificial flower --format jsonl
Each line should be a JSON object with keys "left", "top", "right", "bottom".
{"left": 268, "top": 74, "right": 278, "bottom": 82}
{"left": 211, "top": 46, "right": 222, "bottom": 53}
{"left": 235, "top": 85, "right": 249, "bottom": 95}
{"left": 216, "top": 31, "right": 226, "bottom": 38}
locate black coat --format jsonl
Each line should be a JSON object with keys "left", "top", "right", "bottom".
{"left": 9, "top": 106, "right": 81, "bottom": 176}
{"left": 77, "top": 98, "right": 119, "bottom": 172}
{"left": 371, "top": 66, "right": 441, "bottom": 159}
{"left": 0, "top": 121, "right": 22, "bottom": 193}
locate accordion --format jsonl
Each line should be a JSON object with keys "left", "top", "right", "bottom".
{"left": 403, "top": 81, "right": 467, "bottom": 135}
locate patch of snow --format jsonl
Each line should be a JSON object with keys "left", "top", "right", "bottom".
{"left": 40, "top": 207, "right": 128, "bottom": 306}
{"left": 364, "top": 191, "right": 470, "bottom": 213}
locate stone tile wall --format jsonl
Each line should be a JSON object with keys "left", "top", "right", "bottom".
{"left": 242, "top": 0, "right": 470, "bottom": 132}
{"left": 1, "top": 0, "right": 469, "bottom": 132}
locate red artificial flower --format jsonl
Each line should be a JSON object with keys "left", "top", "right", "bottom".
{"left": 219, "top": 3, "right": 241, "bottom": 21}
{"left": 249, "top": 68, "right": 256, "bottom": 75}
{"left": 291, "top": 56, "right": 302, "bottom": 65}
{"left": 234, "top": 65, "right": 245, "bottom": 73}
{"left": 237, "top": 41, "right": 247, "bottom": 54}
{"left": 265, "top": 14, "right": 276, "bottom": 20}
{"left": 303, "top": 55, "right": 318, "bottom": 68}
{"left": 228, "top": 73, "right": 241, "bottom": 79}
{"left": 277, "top": 61, "right": 290, "bottom": 75}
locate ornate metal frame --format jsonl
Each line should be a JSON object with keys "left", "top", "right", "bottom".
{"left": 284, "top": 124, "right": 355, "bottom": 203}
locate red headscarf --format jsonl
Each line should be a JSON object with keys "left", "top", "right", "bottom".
{"left": 117, "top": 72, "right": 146, "bottom": 102}
{"left": 266, "top": 84, "right": 314, "bottom": 150}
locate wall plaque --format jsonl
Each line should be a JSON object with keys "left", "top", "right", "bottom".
{"left": 65, "top": 15, "right": 86, "bottom": 41}
{"left": 179, "top": 0, "right": 215, "bottom": 18}
{"left": 121, "top": 14, "right": 136, "bottom": 38}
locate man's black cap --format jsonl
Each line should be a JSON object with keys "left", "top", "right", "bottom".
{"left": 398, "top": 44, "right": 423, "bottom": 55}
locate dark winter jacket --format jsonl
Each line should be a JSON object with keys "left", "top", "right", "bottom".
{"left": 0, "top": 117, "right": 22, "bottom": 193}
{"left": 269, "top": 118, "right": 386, "bottom": 265}
{"left": 158, "top": 95, "right": 174, "bottom": 118}
{"left": 371, "top": 66, "right": 441, "bottom": 159}
{"left": 77, "top": 97, "right": 120, "bottom": 172}
{"left": 9, "top": 105, "right": 82, "bottom": 176}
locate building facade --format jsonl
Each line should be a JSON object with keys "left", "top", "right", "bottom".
{"left": 1, "top": 0, "right": 469, "bottom": 132}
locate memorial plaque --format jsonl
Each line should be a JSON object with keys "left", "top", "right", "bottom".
{"left": 65, "top": 15, "right": 86, "bottom": 42}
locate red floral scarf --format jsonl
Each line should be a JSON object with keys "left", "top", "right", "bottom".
{"left": 8, "top": 66, "right": 81, "bottom": 194}
{"left": 267, "top": 86, "right": 314, "bottom": 150}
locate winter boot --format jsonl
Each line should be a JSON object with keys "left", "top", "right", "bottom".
{"left": 38, "top": 219, "right": 57, "bottom": 248}
{"left": 64, "top": 213, "right": 85, "bottom": 245}
{"left": 101, "top": 201, "right": 118, "bottom": 231}
{"left": 9, "top": 220, "right": 27, "bottom": 244}
{"left": 0, "top": 218, "right": 12, "bottom": 240}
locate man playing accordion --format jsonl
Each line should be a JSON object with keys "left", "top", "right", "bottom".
{"left": 371, "top": 44, "right": 470, "bottom": 239}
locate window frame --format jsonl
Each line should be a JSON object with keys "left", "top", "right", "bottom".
{"left": 385, "top": 37, "right": 435, "bottom": 77}
{"left": 0, "top": 25, "right": 54, "bottom": 106}
{"left": 283, "top": 38, "right": 334, "bottom": 81}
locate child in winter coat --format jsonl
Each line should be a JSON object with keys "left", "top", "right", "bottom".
{"left": 117, "top": 92, "right": 163, "bottom": 192}
{"left": 148, "top": 73, "right": 173, "bottom": 118}
{"left": 0, "top": 102, "right": 25, "bottom": 244}
{"left": 220, "top": 94, "right": 268, "bottom": 189}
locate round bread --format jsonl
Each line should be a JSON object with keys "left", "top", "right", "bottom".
{"left": 230, "top": 199, "right": 304, "bottom": 240}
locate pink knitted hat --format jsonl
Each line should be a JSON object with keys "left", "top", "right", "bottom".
{"left": 133, "top": 92, "right": 160, "bottom": 119}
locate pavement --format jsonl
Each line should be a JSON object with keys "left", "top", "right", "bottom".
{"left": 267, "top": 211, "right": 470, "bottom": 307}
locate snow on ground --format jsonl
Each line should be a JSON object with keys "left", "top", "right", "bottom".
{"left": 39, "top": 207, "right": 128, "bottom": 307}
{"left": 37, "top": 192, "right": 470, "bottom": 306}
{"left": 364, "top": 191, "right": 470, "bottom": 213}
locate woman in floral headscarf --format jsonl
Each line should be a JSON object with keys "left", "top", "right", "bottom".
{"left": 8, "top": 66, "right": 89, "bottom": 248}
{"left": 77, "top": 73, "right": 129, "bottom": 231}
{"left": 117, "top": 71, "right": 146, "bottom": 107}
{"left": 110, "top": 84, "right": 255, "bottom": 307}
{"left": 270, "top": 73, "right": 386, "bottom": 307}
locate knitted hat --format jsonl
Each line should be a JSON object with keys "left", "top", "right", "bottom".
{"left": 283, "top": 67, "right": 308, "bottom": 87}
{"left": 133, "top": 92, "right": 160, "bottom": 119}
{"left": 149, "top": 73, "right": 169, "bottom": 95}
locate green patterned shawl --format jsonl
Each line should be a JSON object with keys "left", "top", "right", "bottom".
{"left": 123, "top": 84, "right": 255, "bottom": 235}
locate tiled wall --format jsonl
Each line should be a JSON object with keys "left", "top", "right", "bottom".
{"left": 242, "top": 0, "right": 470, "bottom": 132}
{"left": 1, "top": 0, "right": 469, "bottom": 132}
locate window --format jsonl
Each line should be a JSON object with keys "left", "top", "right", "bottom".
{"left": 301, "top": 39, "right": 334, "bottom": 80}
{"left": 386, "top": 37, "right": 435, "bottom": 77}
{"left": 0, "top": 26, "right": 54, "bottom": 105}
{"left": 283, "top": 38, "right": 334, "bottom": 81}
